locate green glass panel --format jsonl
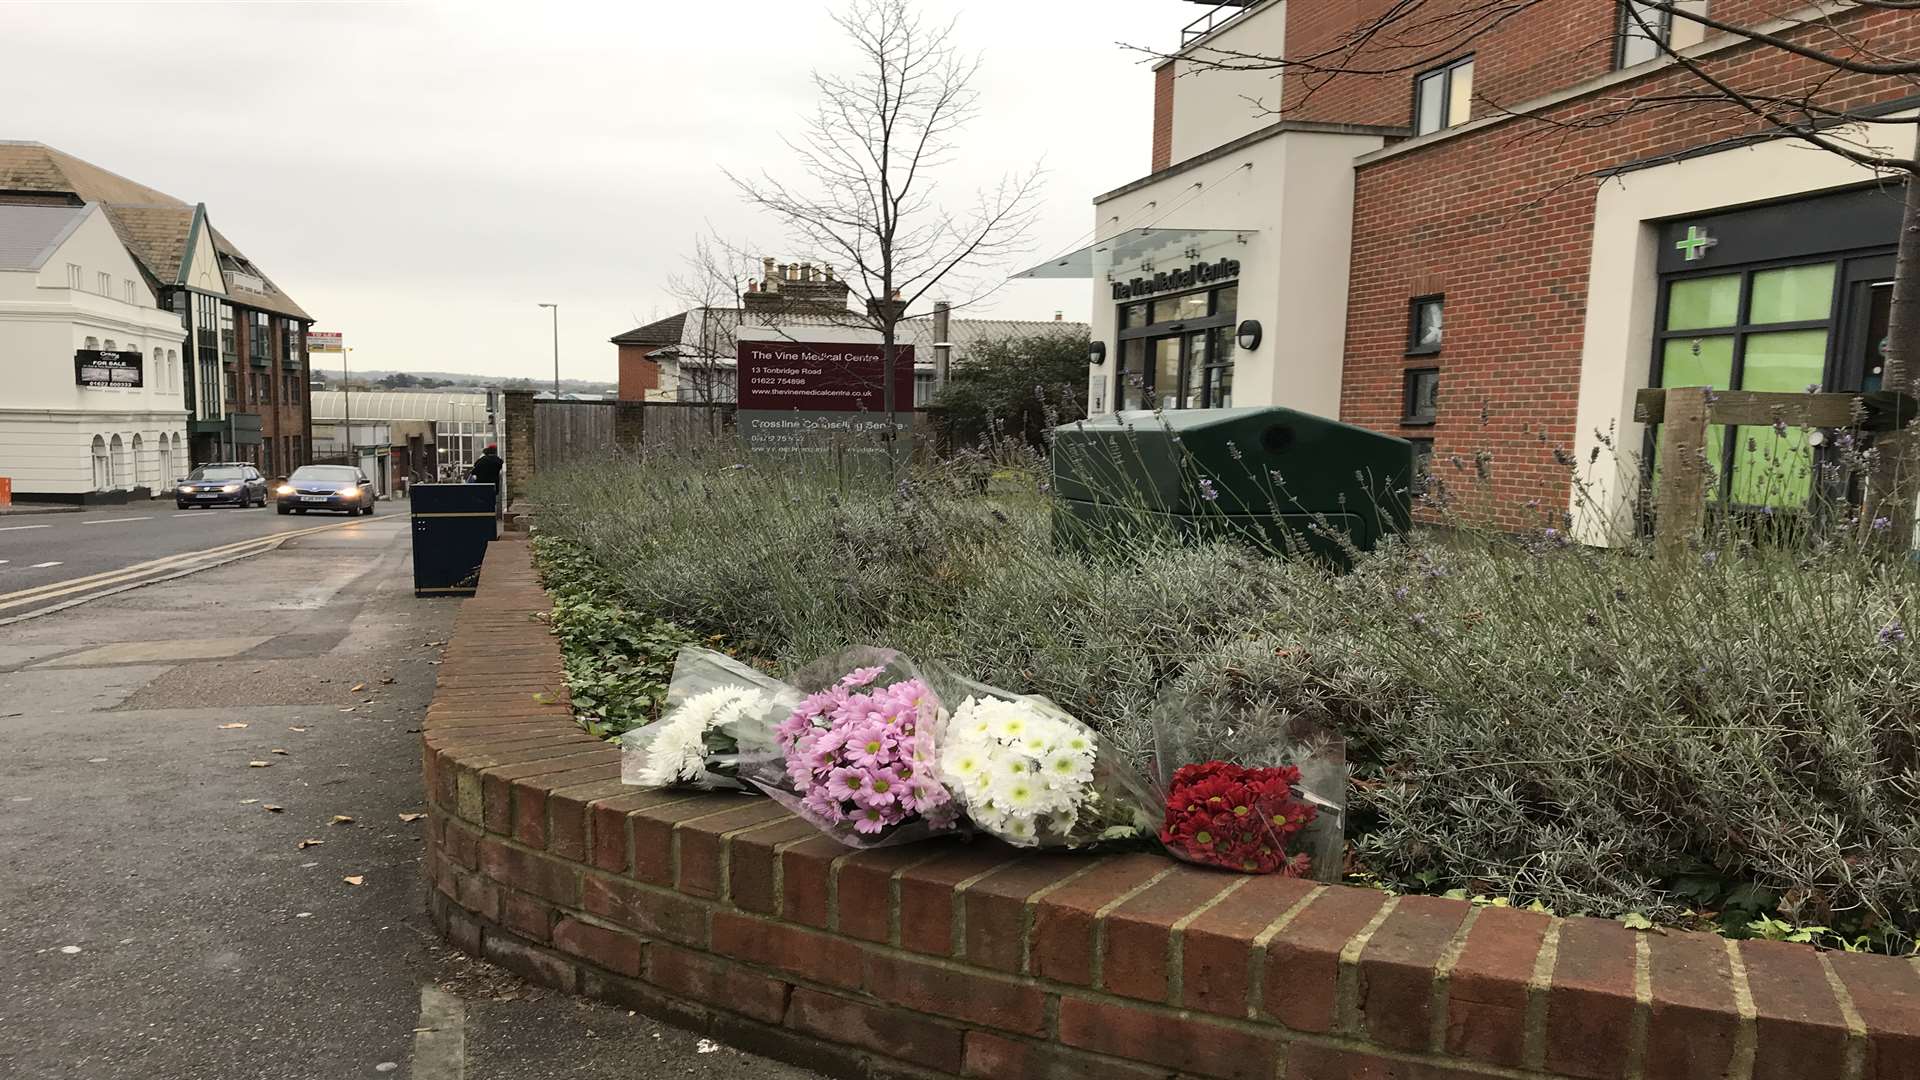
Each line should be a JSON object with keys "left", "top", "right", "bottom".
{"left": 1729, "top": 329, "right": 1826, "bottom": 507}
{"left": 1748, "top": 263, "right": 1834, "bottom": 325}
{"left": 1658, "top": 335, "right": 1734, "bottom": 390}
{"left": 1652, "top": 336, "right": 1733, "bottom": 497}
{"left": 1665, "top": 274, "right": 1740, "bottom": 331}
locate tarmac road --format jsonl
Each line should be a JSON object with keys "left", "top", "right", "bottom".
{"left": 0, "top": 521, "right": 823, "bottom": 1079}
{"left": 0, "top": 500, "right": 386, "bottom": 621}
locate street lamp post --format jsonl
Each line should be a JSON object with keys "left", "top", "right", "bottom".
{"left": 538, "top": 303, "right": 559, "bottom": 399}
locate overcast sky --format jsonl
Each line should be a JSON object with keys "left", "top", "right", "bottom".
{"left": 6, "top": 0, "right": 1203, "bottom": 382}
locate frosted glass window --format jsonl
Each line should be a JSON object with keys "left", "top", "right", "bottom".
{"left": 1666, "top": 274, "right": 1740, "bottom": 331}
{"left": 1749, "top": 264, "right": 1835, "bottom": 324}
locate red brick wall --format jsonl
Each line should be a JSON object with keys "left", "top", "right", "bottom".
{"left": 1336, "top": 8, "right": 1920, "bottom": 525}
{"left": 421, "top": 542, "right": 1920, "bottom": 1080}
{"left": 1152, "top": 61, "right": 1175, "bottom": 172}
{"left": 618, "top": 345, "right": 661, "bottom": 403}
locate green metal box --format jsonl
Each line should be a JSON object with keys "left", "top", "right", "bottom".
{"left": 1050, "top": 407, "right": 1412, "bottom": 565}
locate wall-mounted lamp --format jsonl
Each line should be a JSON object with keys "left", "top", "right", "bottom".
{"left": 1089, "top": 341, "right": 1108, "bottom": 366}
{"left": 1236, "top": 320, "right": 1263, "bottom": 352}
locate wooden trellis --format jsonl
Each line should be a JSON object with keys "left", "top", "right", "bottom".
{"left": 1634, "top": 386, "right": 1918, "bottom": 556}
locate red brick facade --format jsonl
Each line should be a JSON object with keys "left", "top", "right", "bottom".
{"left": 1151, "top": 61, "right": 1175, "bottom": 172}
{"left": 1154, "top": 1, "right": 1920, "bottom": 524}
{"left": 228, "top": 309, "right": 311, "bottom": 478}
{"left": 617, "top": 344, "right": 663, "bottom": 402}
{"left": 1338, "top": 7, "right": 1920, "bottom": 523}
{"left": 423, "top": 542, "right": 1920, "bottom": 1080}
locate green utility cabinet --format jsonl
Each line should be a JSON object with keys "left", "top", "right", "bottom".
{"left": 1050, "top": 407, "right": 1413, "bottom": 565}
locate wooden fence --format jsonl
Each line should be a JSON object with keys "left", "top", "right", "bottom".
{"left": 531, "top": 400, "right": 736, "bottom": 471}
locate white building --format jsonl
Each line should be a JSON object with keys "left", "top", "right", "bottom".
{"left": 0, "top": 201, "right": 188, "bottom": 501}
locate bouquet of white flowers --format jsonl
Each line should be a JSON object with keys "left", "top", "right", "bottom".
{"left": 929, "top": 670, "right": 1150, "bottom": 849}
{"left": 621, "top": 647, "right": 794, "bottom": 791}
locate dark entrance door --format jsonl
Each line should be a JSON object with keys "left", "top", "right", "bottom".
{"left": 1836, "top": 254, "right": 1895, "bottom": 393}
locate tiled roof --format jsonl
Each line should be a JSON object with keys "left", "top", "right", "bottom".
{"left": 0, "top": 202, "right": 91, "bottom": 271}
{"left": 0, "top": 141, "right": 311, "bottom": 321}
{"left": 611, "top": 313, "right": 687, "bottom": 346}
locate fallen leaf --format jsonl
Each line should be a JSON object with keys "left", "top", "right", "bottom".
{"left": 263, "top": 805, "right": 285, "bottom": 813}
{"left": 696, "top": 1039, "right": 721, "bottom": 1054}
{"left": 339, "top": 707, "right": 356, "bottom": 713}
{"left": 330, "top": 815, "right": 355, "bottom": 826}
{"left": 251, "top": 668, "right": 263, "bottom": 674}
{"left": 240, "top": 799, "right": 259, "bottom": 805}
{"left": 298, "top": 838, "right": 324, "bottom": 849}
{"left": 271, "top": 748, "right": 290, "bottom": 756}
{"left": 289, "top": 726, "right": 308, "bottom": 732}
{"left": 350, "top": 683, "right": 366, "bottom": 693}
{"left": 398, "top": 813, "right": 426, "bottom": 823}
{"left": 219, "top": 723, "right": 248, "bottom": 730}
{"left": 247, "top": 761, "right": 272, "bottom": 768}
{"left": 343, "top": 875, "right": 365, "bottom": 886}
{"left": 380, "top": 676, "right": 395, "bottom": 685}
{"left": 295, "top": 912, "right": 313, "bottom": 919}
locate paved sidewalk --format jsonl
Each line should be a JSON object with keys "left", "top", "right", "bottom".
{"left": 0, "top": 523, "right": 822, "bottom": 1079}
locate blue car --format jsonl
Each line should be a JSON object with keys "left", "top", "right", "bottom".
{"left": 276, "top": 464, "right": 377, "bottom": 516}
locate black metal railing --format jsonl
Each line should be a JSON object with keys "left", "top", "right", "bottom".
{"left": 1181, "top": 0, "right": 1256, "bottom": 47}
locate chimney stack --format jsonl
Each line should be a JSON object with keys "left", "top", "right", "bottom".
{"left": 933, "top": 300, "right": 952, "bottom": 394}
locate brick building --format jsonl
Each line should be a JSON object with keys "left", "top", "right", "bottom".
{"left": 0, "top": 142, "right": 314, "bottom": 476}
{"left": 1041, "top": 0, "right": 1918, "bottom": 532}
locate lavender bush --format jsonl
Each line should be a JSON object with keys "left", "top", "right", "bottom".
{"left": 533, "top": 438, "right": 1920, "bottom": 949}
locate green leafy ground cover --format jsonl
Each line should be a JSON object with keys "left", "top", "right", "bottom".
{"left": 530, "top": 446, "right": 1919, "bottom": 953}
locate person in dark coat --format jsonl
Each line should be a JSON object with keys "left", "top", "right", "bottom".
{"left": 469, "top": 445, "right": 503, "bottom": 486}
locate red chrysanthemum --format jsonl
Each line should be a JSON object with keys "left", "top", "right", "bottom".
{"left": 1159, "top": 761, "right": 1319, "bottom": 875}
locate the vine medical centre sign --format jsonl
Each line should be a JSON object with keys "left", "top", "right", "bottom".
{"left": 735, "top": 340, "right": 916, "bottom": 451}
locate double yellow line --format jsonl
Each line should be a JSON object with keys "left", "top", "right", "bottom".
{"left": 0, "top": 517, "right": 373, "bottom": 614}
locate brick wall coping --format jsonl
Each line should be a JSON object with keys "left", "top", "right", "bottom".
{"left": 422, "top": 539, "right": 1920, "bottom": 1080}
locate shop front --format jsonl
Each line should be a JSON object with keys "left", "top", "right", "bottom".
{"left": 1647, "top": 185, "right": 1901, "bottom": 508}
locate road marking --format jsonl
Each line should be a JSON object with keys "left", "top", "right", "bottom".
{"left": 31, "top": 562, "right": 62, "bottom": 569}
{"left": 0, "top": 524, "right": 51, "bottom": 532}
{"left": 0, "top": 518, "right": 373, "bottom": 612}
{"left": 81, "top": 517, "right": 152, "bottom": 526}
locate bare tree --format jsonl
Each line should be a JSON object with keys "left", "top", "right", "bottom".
{"left": 1145, "top": 0, "right": 1920, "bottom": 531}
{"left": 661, "top": 235, "right": 766, "bottom": 405}
{"left": 728, "top": 0, "right": 1043, "bottom": 473}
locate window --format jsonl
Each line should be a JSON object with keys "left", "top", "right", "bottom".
{"left": 263, "top": 441, "right": 273, "bottom": 476}
{"left": 85, "top": 336, "right": 99, "bottom": 350}
{"left": 1617, "top": 1, "right": 1672, "bottom": 68}
{"left": 219, "top": 302, "right": 236, "bottom": 363}
{"left": 124, "top": 280, "right": 135, "bottom": 303}
{"left": 91, "top": 435, "right": 109, "bottom": 490}
{"left": 291, "top": 436, "right": 303, "bottom": 467}
{"left": 195, "top": 292, "right": 224, "bottom": 421}
{"left": 97, "top": 271, "right": 111, "bottom": 295}
{"left": 103, "top": 339, "right": 115, "bottom": 351}
{"left": 151, "top": 348, "right": 162, "bottom": 390}
{"left": 1409, "top": 295, "right": 1444, "bottom": 354}
{"left": 109, "top": 434, "right": 127, "bottom": 488}
{"left": 249, "top": 312, "right": 271, "bottom": 365}
{"left": 1403, "top": 368, "right": 1440, "bottom": 424}
{"left": 1408, "top": 438, "right": 1435, "bottom": 496}
{"left": 67, "top": 264, "right": 82, "bottom": 289}
{"left": 1113, "top": 282, "right": 1240, "bottom": 410}
{"left": 283, "top": 322, "right": 304, "bottom": 369}
{"left": 226, "top": 370, "right": 239, "bottom": 403}
{"left": 1653, "top": 261, "right": 1838, "bottom": 507}
{"left": 1414, "top": 57, "right": 1474, "bottom": 135}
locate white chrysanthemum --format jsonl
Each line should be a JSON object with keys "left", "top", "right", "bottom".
{"left": 1041, "top": 747, "right": 1095, "bottom": 787}
{"left": 939, "top": 694, "right": 1103, "bottom": 844}
{"left": 627, "top": 685, "right": 767, "bottom": 789}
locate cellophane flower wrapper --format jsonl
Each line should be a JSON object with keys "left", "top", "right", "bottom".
{"left": 620, "top": 647, "right": 798, "bottom": 792}
{"left": 1147, "top": 699, "right": 1346, "bottom": 880}
{"left": 924, "top": 666, "right": 1153, "bottom": 849}
{"left": 741, "top": 647, "right": 964, "bottom": 849}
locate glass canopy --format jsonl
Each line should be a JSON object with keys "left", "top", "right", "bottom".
{"left": 1014, "top": 228, "right": 1256, "bottom": 282}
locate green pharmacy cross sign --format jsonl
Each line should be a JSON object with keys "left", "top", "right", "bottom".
{"left": 1675, "top": 225, "right": 1718, "bottom": 262}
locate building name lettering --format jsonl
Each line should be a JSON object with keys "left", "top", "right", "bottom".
{"left": 1111, "top": 258, "right": 1241, "bottom": 301}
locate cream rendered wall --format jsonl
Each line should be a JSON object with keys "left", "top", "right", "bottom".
{"left": 0, "top": 205, "right": 187, "bottom": 494}
{"left": 1170, "top": 1, "right": 1288, "bottom": 165}
{"left": 180, "top": 216, "right": 225, "bottom": 296}
{"left": 1570, "top": 118, "right": 1918, "bottom": 543}
{"left": 1088, "top": 127, "right": 1382, "bottom": 420}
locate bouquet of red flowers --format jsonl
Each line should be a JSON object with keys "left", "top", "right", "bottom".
{"left": 1159, "top": 761, "right": 1320, "bottom": 875}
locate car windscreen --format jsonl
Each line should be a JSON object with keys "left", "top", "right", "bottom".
{"left": 290, "top": 467, "right": 359, "bottom": 482}
{"left": 191, "top": 468, "right": 246, "bottom": 481}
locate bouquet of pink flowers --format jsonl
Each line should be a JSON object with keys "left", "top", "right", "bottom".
{"left": 750, "top": 648, "right": 960, "bottom": 847}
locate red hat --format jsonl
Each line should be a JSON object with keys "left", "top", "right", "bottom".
{"left": 485, "top": 444, "right": 498, "bottom": 451}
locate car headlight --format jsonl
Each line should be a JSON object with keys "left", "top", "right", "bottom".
{"left": 275, "top": 485, "right": 294, "bottom": 496}
{"left": 340, "top": 488, "right": 360, "bottom": 498}
{"left": 178, "top": 485, "right": 193, "bottom": 494}
{"left": 221, "top": 484, "right": 241, "bottom": 493}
